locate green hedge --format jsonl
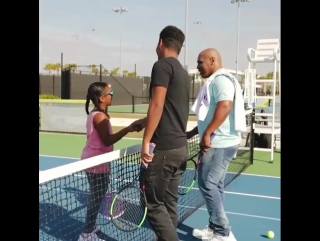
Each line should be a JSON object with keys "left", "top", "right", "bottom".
{"left": 39, "top": 94, "right": 60, "bottom": 99}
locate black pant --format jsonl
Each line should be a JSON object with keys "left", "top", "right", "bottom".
{"left": 84, "top": 173, "right": 109, "bottom": 233}
{"left": 141, "top": 146, "right": 187, "bottom": 241}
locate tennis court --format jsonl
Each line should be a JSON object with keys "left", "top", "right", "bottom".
{"left": 39, "top": 133, "right": 280, "bottom": 241}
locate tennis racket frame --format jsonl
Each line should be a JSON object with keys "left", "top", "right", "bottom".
{"left": 109, "top": 167, "right": 148, "bottom": 232}
{"left": 178, "top": 151, "right": 201, "bottom": 195}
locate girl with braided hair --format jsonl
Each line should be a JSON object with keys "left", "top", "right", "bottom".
{"left": 78, "top": 82, "right": 142, "bottom": 241}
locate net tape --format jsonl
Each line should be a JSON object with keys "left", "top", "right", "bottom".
{"left": 39, "top": 114, "right": 252, "bottom": 241}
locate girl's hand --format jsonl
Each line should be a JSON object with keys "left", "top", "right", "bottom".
{"left": 127, "top": 123, "right": 143, "bottom": 133}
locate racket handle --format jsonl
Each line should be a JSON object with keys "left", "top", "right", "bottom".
{"left": 141, "top": 143, "right": 156, "bottom": 169}
{"left": 149, "top": 143, "right": 156, "bottom": 154}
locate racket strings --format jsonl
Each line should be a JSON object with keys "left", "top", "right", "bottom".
{"left": 177, "top": 151, "right": 201, "bottom": 195}
{"left": 178, "top": 159, "right": 197, "bottom": 195}
{"left": 111, "top": 186, "right": 146, "bottom": 231}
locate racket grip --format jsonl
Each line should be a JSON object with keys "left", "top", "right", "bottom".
{"left": 149, "top": 143, "right": 156, "bottom": 154}
{"left": 141, "top": 143, "right": 156, "bottom": 169}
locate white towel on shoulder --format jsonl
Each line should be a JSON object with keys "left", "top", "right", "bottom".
{"left": 229, "top": 75, "right": 247, "bottom": 132}
{"left": 191, "top": 68, "right": 247, "bottom": 132}
{"left": 190, "top": 76, "right": 214, "bottom": 121}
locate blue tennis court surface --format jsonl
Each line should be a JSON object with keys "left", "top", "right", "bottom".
{"left": 39, "top": 155, "right": 280, "bottom": 241}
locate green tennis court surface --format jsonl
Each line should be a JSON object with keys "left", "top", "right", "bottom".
{"left": 39, "top": 132, "right": 280, "bottom": 177}
{"left": 109, "top": 104, "right": 149, "bottom": 113}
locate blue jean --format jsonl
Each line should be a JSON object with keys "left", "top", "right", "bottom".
{"left": 198, "top": 145, "right": 238, "bottom": 236}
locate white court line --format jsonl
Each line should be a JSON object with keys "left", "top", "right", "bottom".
{"left": 224, "top": 191, "right": 280, "bottom": 200}
{"left": 225, "top": 211, "right": 279, "bottom": 221}
{"left": 39, "top": 154, "right": 280, "bottom": 179}
{"left": 39, "top": 186, "right": 280, "bottom": 221}
{"left": 40, "top": 154, "right": 78, "bottom": 160}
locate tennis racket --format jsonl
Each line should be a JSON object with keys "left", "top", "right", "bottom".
{"left": 178, "top": 151, "right": 201, "bottom": 195}
{"left": 109, "top": 143, "right": 156, "bottom": 232}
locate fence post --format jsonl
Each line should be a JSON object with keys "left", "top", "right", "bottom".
{"left": 60, "top": 53, "right": 63, "bottom": 97}
{"left": 132, "top": 96, "right": 135, "bottom": 113}
{"left": 39, "top": 74, "right": 41, "bottom": 95}
{"left": 53, "top": 75, "right": 55, "bottom": 96}
{"left": 249, "top": 109, "right": 255, "bottom": 164}
{"left": 142, "top": 76, "right": 144, "bottom": 98}
{"left": 99, "top": 64, "right": 102, "bottom": 82}
{"left": 61, "top": 68, "right": 71, "bottom": 99}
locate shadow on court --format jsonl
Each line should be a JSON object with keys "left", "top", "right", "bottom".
{"left": 65, "top": 187, "right": 198, "bottom": 241}
{"left": 39, "top": 202, "right": 116, "bottom": 241}
{"left": 65, "top": 187, "right": 155, "bottom": 232}
{"left": 178, "top": 223, "right": 199, "bottom": 240}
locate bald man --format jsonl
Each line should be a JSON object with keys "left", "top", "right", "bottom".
{"left": 187, "top": 48, "right": 241, "bottom": 241}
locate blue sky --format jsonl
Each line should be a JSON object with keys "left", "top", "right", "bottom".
{"left": 40, "top": 0, "right": 280, "bottom": 76}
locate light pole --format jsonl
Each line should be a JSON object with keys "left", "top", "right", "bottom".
{"left": 192, "top": 21, "right": 202, "bottom": 98}
{"left": 39, "top": 24, "right": 41, "bottom": 73}
{"left": 231, "top": 0, "right": 250, "bottom": 80}
{"left": 184, "top": 0, "right": 188, "bottom": 72}
{"left": 194, "top": 21, "right": 202, "bottom": 32}
{"left": 72, "top": 33, "right": 80, "bottom": 67}
{"left": 39, "top": 0, "right": 41, "bottom": 73}
{"left": 113, "top": 7, "right": 128, "bottom": 75}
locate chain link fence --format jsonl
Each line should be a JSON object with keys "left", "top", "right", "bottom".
{"left": 40, "top": 102, "right": 92, "bottom": 134}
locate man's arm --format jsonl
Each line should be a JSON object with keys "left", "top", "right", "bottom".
{"left": 132, "top": 117, "right": 147, "bottom": 129}
{"left": 143, "top": 61, "right": 172, "bottom": 144}
{"left": 204, "top": 76, "right": 234, "bottom": 136}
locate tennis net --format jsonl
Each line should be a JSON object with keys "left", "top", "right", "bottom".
{"left": 39, "top": 118, "right": 253, "bottom": 241}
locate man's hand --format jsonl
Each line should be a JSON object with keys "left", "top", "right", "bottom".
{"left": 131, "top": 118, "right": 146, "bottom": 131}
{"left": 127, "top": 123, "right": 143, "bottom": 132}
{"left": 140, "top": 142, "right": 154, "bottom": 168}
{"left": 199, "top": 133, "right": 211, "bottom": 154}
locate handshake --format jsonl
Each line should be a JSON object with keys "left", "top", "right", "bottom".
{"left": 126, "top": 118, "right": 146, "bottom": 133}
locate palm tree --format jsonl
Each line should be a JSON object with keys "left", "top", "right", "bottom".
{"left": 53, "top": 63, "right": 61, "bottom": 75}
{"left": 89, "top": 64, "right": 99, "bottom": 75}
{"left": 128, "top": 71, "right": 137, "bottom": 77}
{"left": 64, "top": 63, "right": 77, "bottom": 73}
{"left": 92, "top": 68, "right": 99, "bottom": 75}
{"left": 111, "top": 67, "right": 119, "bottom": 76}
{"left": 122, "top": 70, "right": 128, "bottom": 76}
{"left": 43, "top": 63, "right": 54, "bottom": 74}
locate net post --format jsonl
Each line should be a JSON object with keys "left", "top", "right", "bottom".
{"left": 249, "top": 108, "right": 255, "bottom": 164}
{"left": 132, "top": 95, "right": 135, "bottom": 113}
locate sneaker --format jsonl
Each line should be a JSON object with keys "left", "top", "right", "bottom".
{"left": 77, "top": 228, "right": 106, "bottom": 241}
{"left": 208, "top": 231, "right": 237, "bottom": 241}
{"left": 192, "top": 225, "right": 214, "bottom": 239}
